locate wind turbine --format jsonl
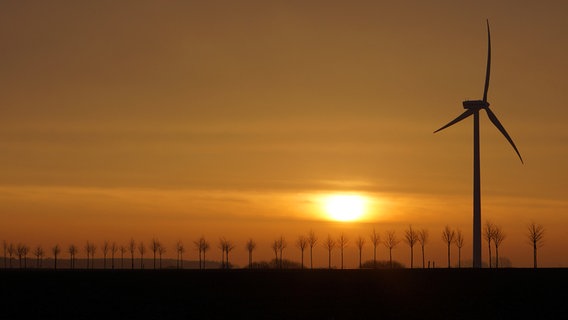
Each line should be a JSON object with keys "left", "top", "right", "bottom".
{"left": 434, "top": 20, "right": 523, "bottom": 268}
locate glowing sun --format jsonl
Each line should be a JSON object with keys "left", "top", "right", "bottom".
{"left": 323, "top": 194, "right": 367, "bottom": 222}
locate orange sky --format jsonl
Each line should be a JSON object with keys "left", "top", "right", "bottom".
{"left": 1, "top": 1, "right": 567, "bottom": 268}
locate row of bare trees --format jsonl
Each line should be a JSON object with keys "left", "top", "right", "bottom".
{"left": 1, "top": 222, "right": 546, "bottom": 270}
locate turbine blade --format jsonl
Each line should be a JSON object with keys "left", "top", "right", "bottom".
{"left": 483, "top": 19, "right": 491, "bottom": 102}
{"left": 485, "top": 107, "right": 524, "bottom": 163}
{"left": 433, "top": 109, "right": 474, "bottom": 133}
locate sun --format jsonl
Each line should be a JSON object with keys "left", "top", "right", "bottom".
{"left": 323, "top": 194, "right": 367, "bottom": 222}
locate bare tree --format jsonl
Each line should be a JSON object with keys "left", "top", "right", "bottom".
{"left": 52, "top": 244, "right": 60, "bottom": 270}
{"left": 201, "top": 239, "right": 209, "bottom": 269}
{"left": 33, "top": 246, "right": 44, "bottom": 268}
{"left": 89, "top": 243, "right": 97, "bottom": 269}
{"left": 404, "top": 225, "right": 419, "bottom": 269}
{"left": 441, "top": 226, "right": 455, "bottom": 268}
{"left": 271, "top": 239, "right": 279, "bottom": 268}
{"left": 119, "top": 245, "right": 126, "bottom": 269}
{"left": 417, "top": 228, "right": 429, "bottom": 268}
{"left": 483, "top": 221, "right": 496, "bottom": 268}
{"left": 7, "top": 243, "right": 15, "bottom": 268}
{"left": 176, "top": 240, "right": 185, "bottom": 269}
{"left": 454, "top": 229, "right": 464, "bottom": 268}
{"left": 296, "top": 236, "right": 307, "bottom": 269}
{"left": 138, "top": 241, "right": 146, "bottom": 269}
{"left": 278, "top": 236, "right": 287, "bottom": 269}
{"left": 217, "top": 237, "right": 234, "bottom": 269}
{"left": 193, "top": 238, "right": 202, "bottom": 269}
{"left": 158, "top": 243, "right": 166, "bottom": 269}
{"left": 84, "top": 242, "right": 91, "bottom": 269}
{"left": 68, "top": 244, "right": 77, "bottom": 269}
{"left": 355, "top": 236, "right": 366, "bottom": 268}
{"left": 151, "top": 238, "right": 160, "bottom": 270}
{"left": 225, "top": 239, "right": 235, "bottom": 269}
{"left": 370, "top": 228, "right": 380, "bottom": 269}
{"left": 129, "top": 238, "right": 136, "bottom": 270}
{"left": 493, "top": 225, "right": 506, "bottom": 268}
{"left": 111, "top": 242, "right": 117, "bottom": 270}
{"left": 527, "top": 222, "right": 545, "bottom": 269}
{"left": 246, "top": 238, "right": 256, "bottom": 269}
{"left": 16, "top": 243, "right": 29, "bottom": 269}
{"left": 383, "top": 230, "right": 399, "bottom": 268}
{"left": 337, "top": 233, "right": 349, "bottom": 270}
{"left": 307, "top": 230, "right": 318, "bottom": 269}
{"left": 324, "top": 235, "right": 335, "bottom": 269}
{"left": 102, "top": 241, "right": 110, "bottom": 269}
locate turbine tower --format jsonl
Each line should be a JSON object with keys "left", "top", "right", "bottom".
{"left": 434, "top": 20, "right": 523, "bottom": 268}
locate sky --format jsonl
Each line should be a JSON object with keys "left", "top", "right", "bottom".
{"left": 1, "top": 1, "right": 567, "bottom": 268}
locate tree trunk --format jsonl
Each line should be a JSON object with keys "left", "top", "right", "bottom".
{"left": 447, "top": 244, "right": 451, "bottom": 268}
{"left": 410, "top": 246, "right": 414, "bottom": 269}
{"left": 495, "top": 245, "right": 499, "bottom": 269}
{"left": 421, "top": 245, "right": 425, "bottom": 269}
{"left": 533, "top": 243, "right": 537, "bottom": 269}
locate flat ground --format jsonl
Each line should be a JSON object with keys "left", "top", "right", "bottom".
{"left": 1, "top": 268, "right": 565, "bottom": 319}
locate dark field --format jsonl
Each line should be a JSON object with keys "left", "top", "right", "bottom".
{"left": 1, "top": 268, "right": 566, "bottom": 319}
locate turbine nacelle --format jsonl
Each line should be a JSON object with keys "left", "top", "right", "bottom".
{"left": 462, "top": 100, "right": 489, "bottom": 109}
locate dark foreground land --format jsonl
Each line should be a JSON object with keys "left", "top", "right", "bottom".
{"left": 1, "top": 268, "right": 566, "bottom": 320}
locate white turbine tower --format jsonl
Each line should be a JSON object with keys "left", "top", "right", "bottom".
{"left": 434, "top": 20, "right": 523, "bottom": 268}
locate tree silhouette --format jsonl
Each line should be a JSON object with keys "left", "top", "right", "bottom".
{"left": 89, "top": 242, "right": 97, "bottom": 269}
{"left": 404, "top": 225, "right": 418, "bottom": 269}
{"left": 84, "top": 242, "right": 91, "bottom": 269}
{"left": 119, "top": 245, "right": 126, "bottom": 269}
{"left": 441, "top": 226, "right": 455, "bottom": 268}
{"left": 493, "top": 225, "right": 506, "bottom": 268}
{"left": 307, "top": 230, "right": 318, "bottom": 270}
{"left": 337, "top": 233, "right": 348, "bottom": 270}
{"left": 33, "top": 245, "right": 44, "bottom": 268}
{"left": 278, "top": 236, "right": 287, "bottom": 269}
{"left": 225, "top": 239, "right": 235, "bottom": 269}
{"left": 138, "top": 241, "right": 146, "bottom": 269}
{"left": 417, "top": 228, "right": 429, "bottom": 268}
{"left": 111, "top": 242, "right": 117, "bottom": 270}
{"left": 355, "top": 236, "right": 365, "bottom": 269}
{"left": 246, "top": 238, "right": 256, "bottom": 269}
{"left": 201, "top": 239, "right": 209, "bottom": 269}
{"left": 295, "top": 236, "right": 307, "bottom": 269}
{"left": 217, "top": 237, "right": 234, "bottom": 269}
{"left": 16, "top": 244, "right": 28, "bottom": 269}
{"left": 158, "top": 243, "right": 166, "bottom": 269}
{"left": 383, "top": 230, "right": 399, "bottom": 268}
{"left": 324, "top": 234, "right": 335, "bottom": 269}
{"left": 271, "top": 239, "right": 279, "bottom": 268}
{"left": 454, "top": 229, "right": 464, "bottom": 268}
{"left": 370, "top": 228, "right": 380, "bottom": 269}
{"left": 129, "top": 238, "right": 136, "bottom": 270}
{"left": 68, "top": 244, "right": 77, "bottom": 269}
{"left": 102, "top": 241, "right": 110, "bottom": 269}
{"left": 176, "top": 240, "right": 185, "bottom": 269}
{"left": 52, "top": 244, "right": 60, "bottom": 270}
{"left": 7, "top": 243, "right": 15, "bottom": 268}
{"left": 151, "top": 238, "right": 160, "bottom": 270}
{"left": 527, "top": 222, "right": 545, "bottom": 269}
{"left": 483, "top": 221, "right": 496, "bottom": 268}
